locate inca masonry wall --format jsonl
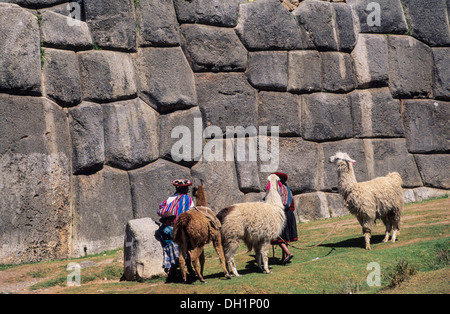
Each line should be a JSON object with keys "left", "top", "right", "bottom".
{"left": 0, "top": 0, "right": 448, "bottom": 264}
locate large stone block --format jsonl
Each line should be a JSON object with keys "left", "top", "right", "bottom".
{"left": 321, "top": 52, "right": 355, "bottom": 92}
{"left": 103, "top": 99, "right": 159, "bottom": 170}
{"left": 402, "top": 100, "right": 450, "bottom": 153}
{"left": 78, "top": 50, "right": 137, "bottom": 103}
{"left": 432, "top": 48, "right": 450, "bottom": 100}
{"left": 347, "top": 0, "right": 408, "bottom": 34}
{"left": 350, "top": 88, "right": 404, "bottom": 138}
{"left": 293, "top": 192, "right": 330, "bottom": 222}
{"left": 123, "top": 218, "right": 165, "bottom": 281}
{"left": 40, "top": 10, "right": 92, "bottom": 50}
{"left": 0, "top": 95, "right": 71, "bottom": 264}
{"left": 72, "top": 166, "right": 133, "bottom": 257}
{"left": 136, "top": 0, "right": 180, "bottom": 47}
{"left": 247, "top": 51, "right": 288, "bottom": 91}
{"left": 414, "top": 155, "right": 450, "bottom": 189}
{"left": 288, "top": 50, "right": 322, "bottom": 93}
{"left": 387, "top": 36, "right": 433, "bottom": 98}
{"left": 180, "top": 24, "right": 247, "bottom": 72}
{"left": 302, "top": 93, "right": 353, "bottom": 141}
{"left": 331, "top": 2, "right": 358, "bottom": 52}
{"left": 402, "top": 0, "right": 450, "bottom": 47}
{"left": 237, "top": 0, "right": 304, "bottom": 50}
{"left": 6, "top": 0, "right": 66, "bottom": 8}
{"left": 258, "top": 91, "right": 301, "bottom": 136}
{"left": 195, "top": 73, "right": 258, "bottom": 138}
{"left": 173, "top": 0, "right": 240, "bottom": 27}
{"left": 128, "top": 159, "right": 192, "bottom": 221}
{"left": 68, "top": 102, "right": 105, "bottom": 174}
{"left": 43, "top": 48, "right": 82, "bottom": 107}
{"left": 233, "top": 137, "right": 261, "bottom": 193}
{"left": 136, "top": 47, "right": 197, "bottom": 113}
{"left": 351, "top": 34, "right": 389, "bottom": 88}
{"left": 0, "top": 4, "right": 41, "bottom": 95}
{"left": 369, "top": 139, "right": 422, "bottom": 188}
{"left": 83, "top": 0, "right": 136, "bottom": 51}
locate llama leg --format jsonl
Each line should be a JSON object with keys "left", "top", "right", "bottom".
{"left": 199, "top": 249, "right": 205, "bottom": 279}
{"left": 254, "top": 244, "right": 263, "bottom": 272}
{"left": 178, "top": 243, "right": 188, "bottom": 283}
{"left": 363, "top": 226, "right": 371, "bottom": 250}
{"left": 191, "top": 247, "right": 206, "bottom": 283}
{"left": 226, "top": 240, "right": 241, "bottom": 277}
{"left": 383, "top": 220, "right": 392, "bottom": 243}
{"left": 391, "top": 215, "right": 401, "bottom": 243}
{"left": 213, "top": 234, "right": 231, "bottom": 279}
{"left": 261, "top": 242, "right": 272, "bottom": 274}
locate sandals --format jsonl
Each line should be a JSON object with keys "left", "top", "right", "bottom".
{"left": 282, "top": 253, "right": 294, "bottom": 265}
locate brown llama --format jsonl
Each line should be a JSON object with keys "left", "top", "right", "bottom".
{"left": 173, "top": 184, "right": 231, "bottom": 283}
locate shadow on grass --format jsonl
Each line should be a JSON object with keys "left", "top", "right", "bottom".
{"left": 320, "top": 234, "right": 386, "bottom": 249}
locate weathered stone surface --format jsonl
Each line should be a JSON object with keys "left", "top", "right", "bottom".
{"left": 78, "top": 51, "right": 137, "bottom": 103}
{"left": 432, "top": 48, "right": 450, "bottom": 100}
{"left": 233, "top": 137, "right": 261, "bottom": 193}
{"left": 288, "top": 50, "right": 322, "bottom": 93}
{"left": 159, "top": 106, "right": 203, "bottom": 165}
{"left": 173, "top": 0, "right": 240, "bottom": 27}
{"left": 40, "top": 10, "right": 92, "bottom": 50}
{"left": 195, "top": 73, "right": 258, "bottom": 137}
{"left": 402, "top": 0, "right": 450, "bottom": 47}
{"left": 244, "top": 192, "right": 266, "bottom": 203}
{"left": 369, "top": 139, "right": 422, "bottom": 188}
{"left": 414, "top": 155, "right": 450, "bottom": 189}
{"left": 322, "top": 139, "right": 370, "bottom": 192}
{"left": 83, "top": 0, "right": 136, "bottom": 51}
{"left": 405, "top": 187, "right": 450, "bottom": 203}
{"left": 137, "top": 47, "right": 197, "bottom": 113}
{"left": 247, "top": 51, "right": 288, "bottom": 91}
{"left": 136, "top": 0, "right": 180, "bottom": 47}
{"left": 123, "top": 217, "right": 165, "bottom": 281}
{"left": 191, "top": 139, "right": 244, "bottom": 212}
{"left": 294, "top": 192, "right": 330, "bottom": 222}
{"left": 72, "top": 166, "right": 133, "bottom": 257}
{"left": 69, "top": 102, "right": 105, "bottom": 174}
{"left": 0, "top": 95, "right": 71, "bottom": 264}
{"left": 43, "top": 48, "right": 82, "bottom": 106}
{"left": 237, "top": 0, "right": 304, "bottom": 50}
{"left": 326, "top": 193, "right": 349, "bottom": 217}
{"left": 350, "top": 88, "right": 404, "bottom": 138}
{"left": 302, "top": 93, "right": 353, "bottom": 141}
{"left": 0, "top": 4, "right": 41, "bottom": 95}
{"left": 103, "top": 99, "right": 159, "bottom": 170}
{"left": 387, "top": 36, "right": 433, "bottom": 98}
{"left": 348, "top": 0, "right": 408, "bottom": 34}
{"left": 351, "top": 34, "right": 389, "bottom": 88}
{"left": 7, "top": 0, "right": 66, "bottom": 8}
{"left": 258, "top": 91, "right": 301, "bottom": 136}
{"left": 403, "top": 100, "right": 450, "bottom": 153}
{"left": 128, "top": 159, "right": 192, "bottom": 221}
{"left": 331, "top": 2, "right": 357, "bottom": 52}
{"left": 180, "top": 24, "right": 247, "bottom": 72}
{"left": 321, "top": 52, "right": 355, "bottom": 92}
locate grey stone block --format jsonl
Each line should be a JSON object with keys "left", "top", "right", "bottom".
{"left": 69, "top": 102, "right": 105, "bottom": 174}
{"left": 72, "top": 166, "right": 133, "bottom": 257}
{"left": 331, "top": 2, "right": 357, "bottom": 52}
{"left": 388, "top": 35, "right": 433, "bottom": 98}
{"left": 0, "top": 4, "right": 41, "bottom": 95}
{"left": 258, "top": 91, "right": 301, "bottom": 136}
{"left": 78, "top": 50, "right": 137, "bottom": 103}
{"left": 350, "top": 88, "right": 404, "bottom": 138}
{"left": 136, "top": 47, "right": 197, "bottom": 113}
{"left": 403, "top": 100, "right": 450, "bottom": 153}
{"left": 123, "top": 218, "right": 165, "bottom": 281}
{"left": 321, "top": 52, "right": 355, "bottom": 92}
{"left": 173, "top": 0, "right": 240, "bottom": 27}
{"left": 129, "top": 159, "right": 192, "bottom": 221}
{"left": 351, "top": 34, "right": 389, "bottom": 88}
{"left": 288, "top": 50, "right": 322, "bottom": 93}
{"left": 247, "top": 51, "right": 288, "bottom": 91}
{"left": 103, "top": 99, "right": 159, "bottom": 170}
{"left": 7, "top": 0, "right": 66, "bottom": 8}
{"left": 195, "top": 73, "right": 258, "bottom": 138}
{"left": 347, "top": 0, "right": 408, "bottom": 34}
{"left": 40, "top": 10, "right": 92, "bottom": 50}
{"left": 294, "top": 192, "right": 330, "bottom": 222}
{"left": 83, "top": 0, "right": 137, "bottom": 51}
{"left": 414, "top": 155, "right": 450, "bottom": 189}
{"left": 180, "top": 24, "right": 247, "bottom": 72}
{"left": 43, "top": 48, "right": 82, "bottom": 107}
{"left": 136, "top": 0, "right": 180, "bottom": 47}
{"left": 237, "top": 0, "right": 304, "bottom": 50}
{"left": 302, "top": 93, "right": 353, "bottom": 141}
{"left": 402, "top": 0, "right": 450, "bottom": 47}
{"left": 0, "top": 95, "right": 71, "bottom": 264}
{"left": 233, "top": 137, "right": 261, "bottom": 193}
{"left": 432, "top": 48, "right": 450, "bottom": 100}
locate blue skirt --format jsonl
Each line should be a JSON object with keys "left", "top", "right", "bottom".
{"left": 162, "top": 242, "right": 180, "bottom": 269}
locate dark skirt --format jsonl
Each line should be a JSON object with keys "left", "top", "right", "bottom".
{"left": 272, "top": 209, "right": 298, "bottom": 244}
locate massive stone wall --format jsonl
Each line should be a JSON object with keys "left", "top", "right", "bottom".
{"left": 0, "top": 0, "right": 448, "bottom": 264}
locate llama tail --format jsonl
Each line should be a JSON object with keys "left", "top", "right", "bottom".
{"left": 387, "top": 172, "right": 403, "bottom": 186}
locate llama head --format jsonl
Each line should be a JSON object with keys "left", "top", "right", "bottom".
{"left": 266, "top": 174, "right": 281, "bottom": 190}
{"left": 329, "top": 152, "right": 356, "bottom": 165}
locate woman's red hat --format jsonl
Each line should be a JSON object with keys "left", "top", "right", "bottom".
{"left": 272, "top": 172, "right": 288, "bottom": 182}
{"left": 172, "top": 179, "right": 193, "bottom": 187}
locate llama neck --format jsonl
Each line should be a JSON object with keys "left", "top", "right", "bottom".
{"left": 265, "top": 181, "right": 284, "bottom": 208}
{"left": 195, "top": 186, "right": 208, "bottom": 207}
{"left": 337, "top": 163, "right": 357, "bottom": 199}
